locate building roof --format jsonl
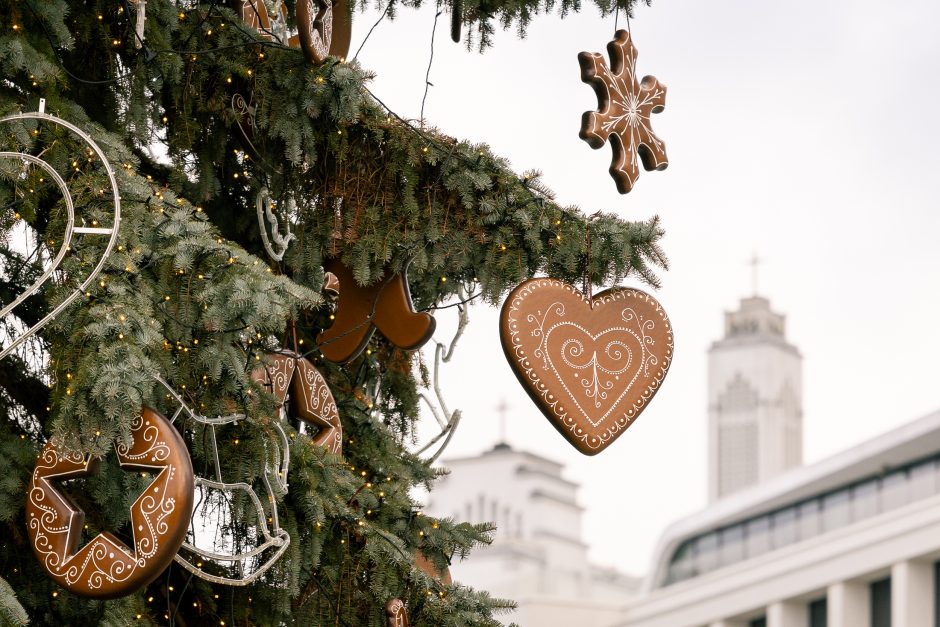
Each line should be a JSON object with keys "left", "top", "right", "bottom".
{"left": 645, "top": 407, "right": 940, "bottom": 591}
{"left": 443, "top": 442, "right": 580, "bottom": 489}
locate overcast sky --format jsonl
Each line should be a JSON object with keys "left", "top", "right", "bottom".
{"left": 353, "top": 0, "right": 940, "bottom": 575}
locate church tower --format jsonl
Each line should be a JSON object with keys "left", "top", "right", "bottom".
{"left": 707, "top": 294, "right": 803, "bottom": 502}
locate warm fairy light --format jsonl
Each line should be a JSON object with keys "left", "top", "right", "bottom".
{"left": 441, "top": 276, "right": 447, "bottom": 282}
{"left": 226, "top": 77, "right": 232, "bottom": 84}
{"left": 112, "top": 39, "right": 120, "bottom": 46}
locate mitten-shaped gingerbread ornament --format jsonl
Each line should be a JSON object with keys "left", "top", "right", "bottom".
{"left": 316, "top": 259, "right": 436, "bottom": 364}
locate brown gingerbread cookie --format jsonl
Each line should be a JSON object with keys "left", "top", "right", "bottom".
{"left": 385, "top": 599, "right": 409, "bottom": 627}
{"left": 297, "top": 0, "right": 352, "bottom": 64}
{"left": 579, "top": 29, "right": 668, "bottom": 194}
{"left": 316, "top": 259, "right": 436, "bottom": 364}
{"left": 252, "top": 350, "right": 343, "bottom": 454}
{"left": 500, "top": 278, "right": 673, "bottom": 455}
{"left": 416, "top": 549, "right": 452, "bottom": 584}
{"left": 239, "top": 0, "right": 351, "bottom": 62}
{"left": 323, "top": 270, "right": 340, "bottom": 296}
{"left": 26, "top": 407, "right": 195, "bottom": 598}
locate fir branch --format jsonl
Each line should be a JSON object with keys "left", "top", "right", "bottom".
{"left": 0, "top": 577, "right": 27, "bottom": 627}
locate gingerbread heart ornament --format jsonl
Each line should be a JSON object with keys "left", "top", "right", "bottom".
{"left": 500, "top": 278, "right": 673, "bottom": 455}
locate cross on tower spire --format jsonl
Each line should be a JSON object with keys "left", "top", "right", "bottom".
{"left": 748, "top": 252, "right": 762, "bottom": 296}
{"left": 496, "top": 398, "right": 509, "bottom": 445}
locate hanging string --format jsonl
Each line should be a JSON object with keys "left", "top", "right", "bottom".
{"left": 614, "top": 5, "right": 620, "bottom": 33}
{"left": 584, "top": 211, "right": 601, "bottom": 305}
{"left": 352, "top": 0, "right": 393, "bottom": 61}
{"left": 421, "top": 2, "right": 443, "bottom": 128}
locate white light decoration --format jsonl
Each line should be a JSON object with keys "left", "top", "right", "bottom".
{"left": 152, "top": 373, "right": 291, "bottom": 586}
{"left": 0, "top": 100, "right": 121, "bottom": 360}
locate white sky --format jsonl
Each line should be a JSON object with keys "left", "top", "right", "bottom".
{"left": 354, "top": 0, "right": 940, "bottom": 575}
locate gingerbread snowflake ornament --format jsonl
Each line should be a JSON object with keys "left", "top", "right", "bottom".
{"left": 579, "top": 29, "right": 668, "bottom": 194}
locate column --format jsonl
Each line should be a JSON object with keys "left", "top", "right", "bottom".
{"left": 892, "top": 560, "right": 933, "bottom": 627}
{"left": 828, "top": 581, "right": 870, "bottom": 627}
{"left": 767, "top": 601, "right": 803, "bottom": 627}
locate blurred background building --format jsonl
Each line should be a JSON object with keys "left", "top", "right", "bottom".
{"left": 426, "top": 441, "right": 640, "bottom": 626}
{"left": 707, "top": 293, "right": 803, "bottom": 502}
{"left": 429, "top": 290, "right": 940, "bottom": 626}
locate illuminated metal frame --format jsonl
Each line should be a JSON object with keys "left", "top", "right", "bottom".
{"left": 0, "top": 100, "right": 122, "bottom": 360}
{"left": 152, "top": 373, "right": 291, "bottom": 586}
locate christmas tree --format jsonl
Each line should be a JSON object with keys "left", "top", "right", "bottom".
{"left": 0, "top": 0, "right": 665, "bottom": 624}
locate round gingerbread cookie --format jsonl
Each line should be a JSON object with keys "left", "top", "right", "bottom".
{"left": 26, "top": 407, "right": 194, "bottom": 598}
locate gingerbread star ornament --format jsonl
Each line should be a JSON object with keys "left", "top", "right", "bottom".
{"left": 579, "top": 29, "right": 668, "bottom": 194}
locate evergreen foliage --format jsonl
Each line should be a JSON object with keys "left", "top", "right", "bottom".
{"left": 0, "top": 576, "right": 28, "bottom": 627}
{"left": 0, "top": 0, "right": 664, "bottom": 624}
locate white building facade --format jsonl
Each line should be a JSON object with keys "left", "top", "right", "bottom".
{"left": 708, "top": 295, "right": 803, "bottom": 502}
{"left": 619, "top": 408, "right": 940, "bottom": 627}
{"left": 426, "top": 443, "right": 639, "bottom": 627}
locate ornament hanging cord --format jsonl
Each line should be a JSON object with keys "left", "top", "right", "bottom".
{"left": 584, "top": 211, "right": 601, "bottom": 305}
{"left": 614, "top": 4, "right": 631, "bottom": 35}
